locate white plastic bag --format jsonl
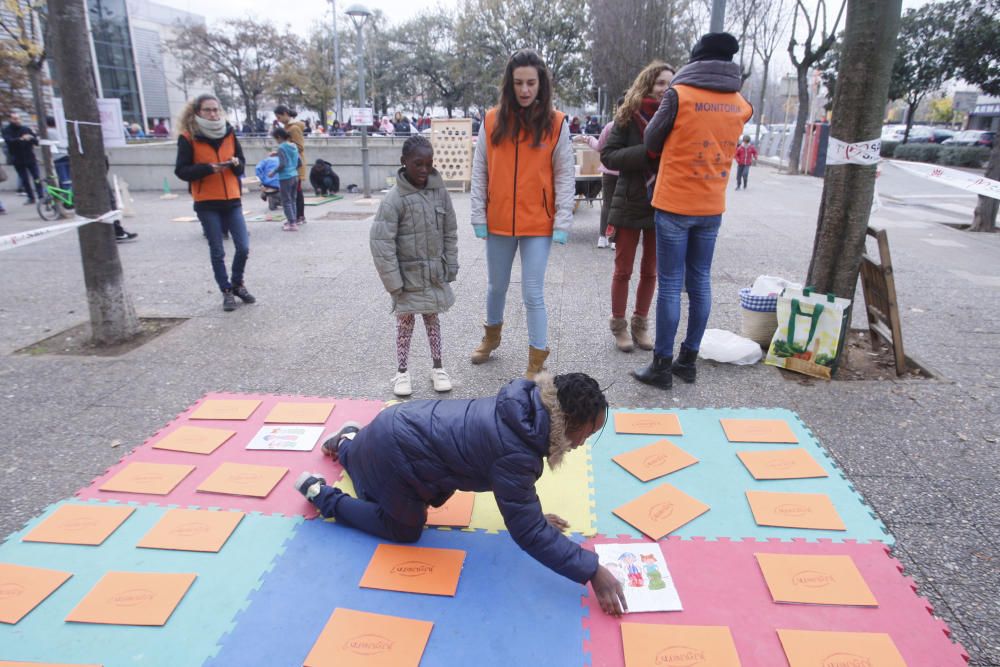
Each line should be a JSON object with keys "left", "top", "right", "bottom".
{"left": 750, "top": 275, "right": 802, "bottom": 297}
{"left": 698, "top": 329, "right": 763, "bottom": 365}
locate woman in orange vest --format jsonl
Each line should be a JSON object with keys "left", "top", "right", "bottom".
{"left": 174, "top": 94, "right": 255, "bottom": 312}
{"left": 469, "top": 49, "right": 575, "bottom": 379}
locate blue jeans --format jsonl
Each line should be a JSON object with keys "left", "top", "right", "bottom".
{"left": 279, "top": 177, "right": 298, "bottom": 224}
{"left": 197, "top": 206, "right": 249, "bottom": 292}
{"left": 485, "top": 234, "right": 552, "bottom": 349}
{"left": 653, "top": 210, "right": 722, "bottom": 357}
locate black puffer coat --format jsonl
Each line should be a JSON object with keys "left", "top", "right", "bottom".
{"left": 601, "top": 120, "right": 657, "bottom": 230}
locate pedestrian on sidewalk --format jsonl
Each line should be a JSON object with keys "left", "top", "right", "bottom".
{"left": 268, "top": 127, "right": 301, "bottom": 231}
{"left": 174, "top": 94, "right": 256, "bottom": 312}
{"left": 734, "top": 135, "right": 758, "bottom": 190}
{"left": 573, "top": 110, "right": 618, "bottom": 249}
{"left": 2, "top": 113, "right": 45, "bottom": 204}
{"left": 634, "top": 32, "right": 751, "bottom": 389}
{"left": 274, "top": 105, "right": 307, "bottom": 225}
{"left": 470, "top": 48, "right": 575, "bottom": 379}
{"left": 370, "top": 135, "right": 459, "bottom": 397}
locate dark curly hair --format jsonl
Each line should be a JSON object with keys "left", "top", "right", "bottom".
{"left": 401, "top": 134, "right": 433, "bottom": 159}
{"left": 553, "top": 373, "right": 608, "bottom": 431}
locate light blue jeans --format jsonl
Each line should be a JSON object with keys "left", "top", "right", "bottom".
{"left": 485, "top": 234, "right": 552, "bottom": 349}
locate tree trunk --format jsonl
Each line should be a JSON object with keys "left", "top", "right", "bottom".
{"left": 27, "top": 63, "right": 55, "bottom": 184}
{"left": 902, "top": 99, "right": 918, "bottom": 144}
{"left": 807, "top": 0, "right": 903, "bottom": 298}
{"left": 787, "top": 67, "right": 810, "bottom": 173}
{"left": 47, "top": 0, "right": 140, "bottom": 345}
{"left": 756, "top": 58, "right": 771, "bottom": 145}
{"left": 969, "top": 140, "right": 1000, "bottom": 232}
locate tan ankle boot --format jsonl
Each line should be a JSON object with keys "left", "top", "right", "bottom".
{"left": 525, "top": 346, "right": 550, "bottom": 380}
{"left": 470, "top": 322, "right": 503, "bottom": 364}
{"left": 631, "top": 314, "right": 653, "bottom": 351}
{"left": 610, "top": 317, "right": 634, "bottom": 352}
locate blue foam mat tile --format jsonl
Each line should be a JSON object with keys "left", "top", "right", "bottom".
{"left": 593, "top": 408, "right": 892, "bottom": 543}
{"left": 0, "top": 499, "right": 301, "bottom": 667}
{"left": 207, "top": 522, "right": 589, "bottom": 666}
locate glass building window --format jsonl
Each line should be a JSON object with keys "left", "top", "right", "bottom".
{"left": 87, "top": 0, "right": 142, "bottom": 125}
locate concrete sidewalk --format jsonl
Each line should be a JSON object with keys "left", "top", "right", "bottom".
{"left": 0, "top": 165, "right": 997, "bottom": 663}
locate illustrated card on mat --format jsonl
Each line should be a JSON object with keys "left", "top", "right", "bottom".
{"left": 360, "top": 544, "right": 465, "bottom": 596}
{"left": 189, "top": 399, "right": 261, "bottom": 421}
{"left": 614, "top": 412, "right": 683, "bottom": 436}
{"left": 99, "top": 462, "right": 196, "bottom": 495}
{"left": 612, "top": 483, "right": 710, "bottom": 540}
{"left": 304, "top": 608, "right": 433, "bottom": 667}
{"left": 736, "top": 448, "right": 828, "bottom": 480}
{"left": 621, "top": 623, "right": 741, "bottom": 667}
{"left": 22, "top": 504, "right": 134, "bottom": 546}
{"left": 425, "top": 492, "right": 475, "bottom": 527}
{"left": 746, "top": 490, "right": 846, "bottom": 531}
{"left": 137, "top": 509, "right": 245, "bottom": 553}
{"left": 593, "top": 543, "right": 681, "bottom": 613}
{"left": 65, "top": 572, "right": 196, "bottom": 626}
{"left": 245, "top": 425, "right": 324, "bottom": 451}
{"left": 720, "top": 418, "right": 798, "bottom": 443}
{"left": 755, "top": 553, "right": 877, "bottom": 606}
{"left": 264, "top": 401, "right": 335, "bottom": 424}
{"left": 152, "top": 426, "right": 236, "bottom": 454}
{"left": 196, "top": 462, "right": 288, "bottom": 498}
{"left": 777, "top": 629, "right": 906, "bottom": 667}
{"left": 612, "top": 439, "right": 698, "bottom": 481}
{"left": 0, "top": 563, "right": 72, "bottom": 624}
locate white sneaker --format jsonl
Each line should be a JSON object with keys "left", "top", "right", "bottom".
{"left": 597, "top": 235, "right": 609, "bottom": 248}
{"left": 430, "top": 368, "right": 453, "bottom": 392}
{"left": 610, "top": 241, "right": 616, "bottom": 250}
{"left": 392, "top": 371, "right": 412, "bottom": 397}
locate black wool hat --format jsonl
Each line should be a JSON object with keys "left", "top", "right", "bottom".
{"left": 689, "top": 32, "right": 740, "bottom": 63}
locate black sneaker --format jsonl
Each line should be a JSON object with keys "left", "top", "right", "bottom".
{"left": 293, "top": 471, "right": 327, "bottom": 500}
{"left": 232, "top": 285, "right": 256, "bottom": 303}
{"left": 115, "top": 231, "right": 138, "bottom": 243}
{"left": 223, "top": 291, "right": 237, "bottom": 311}
{"left": 321, "top": 421, "right": 362, "bottom": 458}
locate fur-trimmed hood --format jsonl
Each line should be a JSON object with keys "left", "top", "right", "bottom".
{"left": 535, "top": 372, "right": 573, "bottom": 469}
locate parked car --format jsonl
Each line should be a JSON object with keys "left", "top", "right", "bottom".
{"left": 942, "top": 130, "right": 996, "bottom": 149}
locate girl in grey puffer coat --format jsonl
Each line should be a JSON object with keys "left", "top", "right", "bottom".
{"left": 370, "top": 136, "right": 459, "bottom": 397}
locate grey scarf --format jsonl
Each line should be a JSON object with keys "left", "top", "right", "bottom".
{"left": 195, "top": 116, "right": 227, "bottom": 139}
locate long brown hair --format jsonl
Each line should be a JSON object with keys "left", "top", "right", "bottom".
{"left": 615, "top": 61, "right": 675, "bottom": 127}
{"left": 176, "top": 93, "right": 221, "bottom": 138}
{"left": 490, "top": 49, "right": 555, "bottom": 148}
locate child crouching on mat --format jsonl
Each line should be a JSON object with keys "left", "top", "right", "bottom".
{"left": 294, "top": 372, "right": 628, "bottom": 616}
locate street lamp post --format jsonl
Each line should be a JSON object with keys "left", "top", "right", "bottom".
{"left": 346, "top": 3, "right": 372, "bottom": 198}
{"left": 328, "top": 0, "right": 342, "bottom": 126}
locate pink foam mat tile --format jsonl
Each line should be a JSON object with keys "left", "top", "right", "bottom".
{"left": 582, "top": 536, "right": 969, "bottom": 666}
{"left": 75, "top": 392, "right": 385, "bottom": 517}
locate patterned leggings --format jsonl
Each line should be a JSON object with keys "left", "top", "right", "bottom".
{"left": 397, "top": 313, "right": 442, "bottom": 371}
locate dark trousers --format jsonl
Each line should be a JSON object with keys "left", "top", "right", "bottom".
{"left": 736, "top": 164, "right": 750, "bottom": 189}
{"left": 296, "top": 180, "right": 305, "bottom": 221}
{"left": 600, "top": 173, "right": 617, "bottom": 237}
{"left": 197, "top": 206, "right": 250, "bottom": 292}
{"left": 14, "top": 162, "right": 43, "bottom": 201}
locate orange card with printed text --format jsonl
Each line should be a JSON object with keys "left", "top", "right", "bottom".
{"left": 264, "top": 401, "right": 335, "bottom": 424}
{"left": 196, "top": 462, "right": 287, "bottom": 498}
{"left": 137, "top": 509, "right": 245, "bottom": 552}
{"left": 152, "top": 426, "right": 236, "bottom": 455}
{"left": 755, "top": 553, "right": 877, "bottom": 606}
{"left": 613, "top": 439, "right": 699, "bottom": 481}
{"left": 22, "top": 504, "right": 134, "bottom": 546}
{"left": 65, "top": 572, "right": 196, "bottom": 626}
{"left": 189, "top": 399, "right": 261, "bottom": 420}
{"left": 304, "top": 608, "right": 433, "bottom": 667}
{"left": 614, "top": 412, "right": 683, "bottom": 436}
{"left": 0, "top": 563, "right": 72, "bottom": 624}
{"left": 720, "top": 418, "right": 798, "bottom": 443}
{"left": 621, "top": 623, "right": 741, "bottom": 667}
{"left": 99, "top": 462, "right": 195, "bottom": 495}
{"left": 746, "top": 490, "right": 846, "bottom": 530}
{"left": 360, "top": 544, "right": 465, "bottom": 596}
{"left": 425, "top": 492, "right": 475, "bottom": 527}
{"left": 736, "top": 448, "right": 829, "bottom": 480}
{"left": 778, "top": 629, "right": 906, "bottom": 667}
{"left": 0, "top": 661, "right": 102, "bottom": 666}
{"left": 612, "top": 483, "right": 710, "bottom": 540}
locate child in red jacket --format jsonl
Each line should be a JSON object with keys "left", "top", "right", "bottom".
{"left": 734, "top": 135, "right": 758, "bottom": 191}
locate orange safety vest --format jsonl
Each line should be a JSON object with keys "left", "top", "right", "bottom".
{"left": 651, "top": 84, "right": 752, "bottom": 216}
{"left": 483, "top": 108, "right": 566, "bottom": 236}
{"left": 183, "top": 131, "right": 240, "bottom": 202}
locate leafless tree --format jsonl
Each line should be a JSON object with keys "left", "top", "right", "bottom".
{"left": 751, "top": 0, "right": 790, "bottom": 142}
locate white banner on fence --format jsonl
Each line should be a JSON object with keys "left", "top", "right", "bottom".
{"left": 0, "top": 210, "right": 121, "bottom": 252}
{"left": 826, "top": 137, "right": 882, "bottom": 165}
{"left": 887, "top": 160, "right": 1000, "bottom": 201}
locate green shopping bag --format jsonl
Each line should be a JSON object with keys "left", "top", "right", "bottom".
{"left": 765, "top": 287, "right": 850, "bottom": 379}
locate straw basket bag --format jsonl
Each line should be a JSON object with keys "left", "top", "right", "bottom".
{"left": 739, "top": 288, "right": 778, "bottom": 348}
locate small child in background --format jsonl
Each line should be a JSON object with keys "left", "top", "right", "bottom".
{"left": 369, "top": 135, "right": 459, "bottom": 397}
{"left": 734, "top": 134, "right": 758, "bottom": 191}
{"left": 268, "top": 127, "right": 300, "bottom": 231}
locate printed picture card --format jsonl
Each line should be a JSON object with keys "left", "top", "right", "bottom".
{"left": 99, "top": 462, "right": 196, "bottom": 495}
{"left": 152, "top": 426, "right": 236, "bottom": 455}
{"left": 359, "top": 544, "right": 466, "bottom": 597}
{"left": 613, "top": 439, "right": 698, "bottom": 482}
{"left": 720, "top": 418, "right": 798, "bottom": 444}
{"left": 264, "top": 402, "right": 335, "bottom": 424}
{"left": 22, "top": 504, "right": 134, "bottom": 546}
{"left": 612, "top": 484, "right": 710, "bottom": 540}
{"left": 65, "top": 572, "right": 196, "bottom": 626}
{"left": 736, "top": 448, "right": 829, "bottom": 480}
{"left": 304, "top": 608, "right": 433, "bottom": 667}
{"left": 614, "top": 412, "right": 683, "bottom": 436}
{"left": 594, "top": 543, "right": 681, "bottom": 613}
{"left": 195, "top": 463, "right": 288, "bottom": 498}
{"left": 755, "top": 553, "right": 877, "bottom": 606}
{"left": 245, "top": 425, "right": 325, "bottom": 452}
{"left": 136, "top": 509, "right": 245, "bottom": 553}
{"left": 621, "top": 623, "right": 741, "bottom": 667}
{"left": 189, "top": 399, "right": 262, "bottom": 421}
{"left": 745, "top": 490, "right": 846, "bottom": 531}
{"left": 0, "top": 563, "right": 72, "bottom": 624}
{"left": 777, "top": 629, "right": 906, "bottom": 667}
{"left": 425, "top": 492, "right": 475, "bottom": 527}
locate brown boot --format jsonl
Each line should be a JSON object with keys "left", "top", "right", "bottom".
{"left": 610, "top": 317, "right": 634, "bottom": 352}
{"left": 525, "top": 346, "right": 550, "bottom": 380}
{"left": 631, "top": 314, "right": 653, "bottom": 351}
{"left": 470, "top": 322, "right": 503, "bottom": 364}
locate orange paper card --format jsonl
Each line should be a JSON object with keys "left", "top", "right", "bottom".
{"left": 304, "top": 608, "right": 433, "bottom": 667}
{"left": 195, "top": 462, "right": 288, "bottom": 498}
{"left": 621, "top": 623, "right": 741, "bottom": 667}
{"left": 189, "top": 399, "right": 261, "bottom": 420}
{"left": 0, "top": 563, "right": 72, "bottom": 624}
{"left": 613, "top": 439, "right": 699, "bottom": 482}
{"left": 777, "top": 629, "right": 906, "bottom": 667}
{"left": 137, "top": 509, "right": 245, "bottom": 552}
{"left": 614, "top": 412, "right": 683, "bottom": 436}
{"left": 0, "top": 662, "right": 102, "bottom": 666}
{"left": 99, "top": 463, "right": 195, "bottom": 495}
{"left": 425, "top": 492, "right": 475, "bottom": 527}
{"left": 360, "top": 544, "right": 465, "bottom": 596}
{"left": 65, "top": 571, "right": 196, "bottom": 626}
{"left": 720, "top": 418, "right": 798, "bottom": 443}
{"left": 736, "top": 448, "right": 829, "bottom": 480}
{"left": 612, "top": 483, "right": 710, "bottom": 540}
{"left": 152, "top": 426, "right": 236, "bottom": 455}
{"left": 264, "top": 401, "right": 335, "bottom": 424}
{"left": 745, "top": 490, "right": 846, "bottom": 531}
{"left": 755, "top": 553, "right": 877, "bottom": 606}
{"left": 22, "top": 504, "right": 134, "bottom": 546}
